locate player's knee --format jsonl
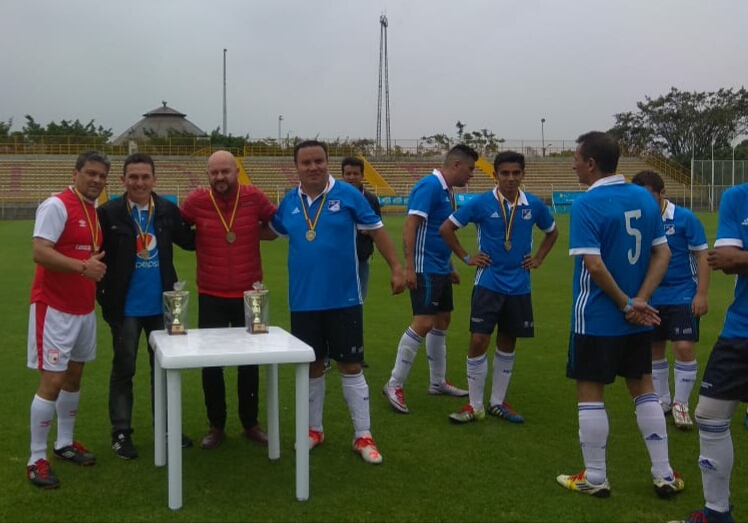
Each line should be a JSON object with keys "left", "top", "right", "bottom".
{"left": 694, "top": 396, "right": 734, "bottom": 423}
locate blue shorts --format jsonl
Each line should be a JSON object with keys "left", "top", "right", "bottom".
{"left": 290, "top": 306, "right": 364, "bottom": 363}
{"left": 469, "top": 287, "right": 534, "bottom": 338}
{"left": 651, "top": 304, "right": 699, "bottom": 342}
{"left": 699, "top": 337, "right": 748, "bottom": 402}
{"left": 566, "top": 331, "right": 652, "bottom": 385}
{"left": 409, "top": 273, "right": 453, "bottom": 316}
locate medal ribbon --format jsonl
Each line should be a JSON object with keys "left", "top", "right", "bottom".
{"left": 299, "top": 182, "right": 329, "bottom": 236}
{"left": 449, "top": 190, "right": 457, "bottom": 212}
{"left": 660, "top": 199, "right": 667, "bottom": 216}
{"left": 497, "top": 188, "right": 519, "bottom": 245}
{"left": 209, "top": 187, "right": 240, "bottom": 236}
{"left": 73, "top": 187, "right": 100, "bottom": 252}
{"left": 128, "top": 196, "right": 154, "bottom": 251}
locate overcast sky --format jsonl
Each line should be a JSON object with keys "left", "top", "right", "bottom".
{"left": 2, "top": 0, "right": 746, "bottom": 145}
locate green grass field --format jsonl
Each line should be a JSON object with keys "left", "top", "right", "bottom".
{"left": 1, "top": 213, "right": 745, "bottom": 522}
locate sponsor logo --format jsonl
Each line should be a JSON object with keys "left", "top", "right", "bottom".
{"left": 328, "top": 200, "right": 341, "bottom": 212}
{"left": 48, "top": 349, "right": 60, "bottom": 365}
{"left": 135, "top": 259, "right": 161, "bottom": 269}
{"left": 701, "top": 381, "right": 712, "bottom": 389}
{"left": 742, "top": 217, "right": 748, "bottom": 226}
{"left": 75, "top": 244, "right": 92, "bottom": 251}
{"left": 471, "top": 317, "right": 484, "bottom": 323}
{"left": 292, "top": 207, "right": 300, "bottom": 214}
{"left": 78, "top": 219, "right": 87, "bottom": 228}
{"left": 698, "top": 458, "right": 716, "bottom": 471}
{"left": 645, "top": 433, "right": 664, "bottom": 441}
{"left": 490, "top": 211, "right": 499, "bottom": 218}
{"left": 522, "top": 209, "right": 532, "bottom": 220}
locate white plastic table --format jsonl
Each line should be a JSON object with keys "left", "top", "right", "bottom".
{"left": 150, "top": 326, "right": 315, "bottom": 510}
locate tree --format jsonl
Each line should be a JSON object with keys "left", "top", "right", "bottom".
{"left": 21, "top": 115, "right": 112, "bottom": 144}
{"left": 455, "top": 121, "right": 466, "bottom": 142}
{"left": 0, "top": 118, "right": 11, "bottom": 137}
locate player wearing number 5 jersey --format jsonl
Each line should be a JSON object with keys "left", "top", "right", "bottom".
{"left": 556, "top": 131, "right": 684, "bottom": 499}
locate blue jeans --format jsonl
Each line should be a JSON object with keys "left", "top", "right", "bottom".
{"left": 108, "top": 315, "right": 164, "bottom": 435}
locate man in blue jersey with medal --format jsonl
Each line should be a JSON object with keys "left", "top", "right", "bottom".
{"left": 269, "top": 140, "right": 405, "bottom": 464}
{"left": 557, "top": 131, "right": 684, "bottom": 499}
{"left": 631, "top": 170, "right": 710, "bottom": 430}
{"left": 439, "top": 150, "right": 558, "bottom": 424}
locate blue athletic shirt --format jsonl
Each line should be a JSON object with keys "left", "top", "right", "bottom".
{"left": 408, "top": 170, "right": 454, "bottom": 275}
{"left": 651, "top": 200, "right": 708, "bottom": 306}
{"left": 714, "top": 184, "right": 748, "bottom": 339}
{"left": 450, "top": 188, "right": 555, "bottom": 295}
{"left": 124, "top": 201, "right": 163, "bottom": 317}
{"left": 271, "top": 176, "right": 383, "bottom": 312}
{"left": 569, "top": 175, "right": 667, "bottom": 336}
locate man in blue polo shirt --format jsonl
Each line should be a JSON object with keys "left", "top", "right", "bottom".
{"left": 440, "top": 150, "right": 558, "bottom": 424}
{"left": 556, "top": 131, "right": 684, "bottom": 499}
{"left": 674, "top": 183, "right": 748, "bottom": 523}
{"left": 269, "top": 140, "right": 405, "bottom": 464}
{"left": 382, "top": 144, "right": 477, "bottom": 415}
{"left": 631, "top": 170, "right": 709, "bottom": 430}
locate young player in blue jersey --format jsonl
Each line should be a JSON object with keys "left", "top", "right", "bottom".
{"left": 631, "top": 170, "right": 709, "bottom": 430}
{"left": 556, "top": 131, "right": 684, "bottom": 499}
{"left": 439, "top": 151, "right": 558, "bottom": 424}
{"left": 673, "top": 183, "right": 748, "bottom": 523}
{"left": 383, "top": 145, "right": 477, "bottom": 414}
{"left": 269, "top": 141, "right": 405, "bottom": 464}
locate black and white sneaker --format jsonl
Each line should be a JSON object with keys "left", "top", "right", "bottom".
{"left": 112, "top": 431, "right": 138, "bottom": 460}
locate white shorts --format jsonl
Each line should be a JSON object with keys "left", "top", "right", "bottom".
{"left": 27, "top": 303, "right": 97, "bottom": 371}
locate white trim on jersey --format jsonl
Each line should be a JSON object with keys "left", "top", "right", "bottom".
{"left": 574, "top": 265, "right": 593, "bottom": 334}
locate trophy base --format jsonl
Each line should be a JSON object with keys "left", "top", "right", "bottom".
{"left": 168, "top": 324, "right": 186, "bottom": 335}
{"left": 249, "top": 323, "right": 268, "bottom": 334}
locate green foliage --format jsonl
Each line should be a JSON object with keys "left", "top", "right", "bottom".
{"left": 0, "top": 117, "right": 12, "bottom": 136}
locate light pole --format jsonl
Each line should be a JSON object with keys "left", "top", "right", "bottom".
{"left": 541, "top": 118, "right": 546, "bottom": 157}
{"left": 278, "top": 115, "right": 283, "bottom": 148}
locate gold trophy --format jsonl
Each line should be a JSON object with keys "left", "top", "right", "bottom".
{"left": 163, "top": 281, "right": 189, "bottom": 335}
{"left": 244, "top": 282, "right": 269, "bottom": 334}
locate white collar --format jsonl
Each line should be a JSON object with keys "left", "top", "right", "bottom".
{"left": 494, "top": 188, "right": 529, "bottom": 207}
{"left": 587, "top": 174, "right": 625, "bottom": 191}
{"left": 661, "top": 199, "right": 675, "bottom": 220}
{"left": 128, "top": 198, "right": 151, "bottom": 213}
{"left": 432, "top": 169, "right": 449, "bottom": 190}
{"left": 297, "top": 174, "right": 335, "bottom": 202}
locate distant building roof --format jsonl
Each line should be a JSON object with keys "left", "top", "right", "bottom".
{"left": 113, "top": 101, "right": 206, "bottom": 144}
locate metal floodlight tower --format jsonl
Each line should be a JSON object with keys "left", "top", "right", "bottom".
{"left": 376, "top": 13, "right": 391, "bottom": 158}
{"left": 222, "top": 48, "right": 228, "bottom": 135}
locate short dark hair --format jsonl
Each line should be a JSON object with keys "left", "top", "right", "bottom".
{"left": 341, "top": 156, "right": 364, "bottom": 174}
{"left": 493, "top": 150, "right": 525, "bottom": 171}
{"left": 75, "top": 150, "right": 110, "bottom": 172}
{"left": 445, "top": 144, "right": 479, "bottom": 165}
{"left": 576, "top": 131, "right": 620, "bottom": 174}
{"left": 294, "top": 140, "right": 328, "bottom": 162}
{"left": 631, "top": 170, "right": 664, "bottom": 193}
{"left": 123, "top": 153, "right": 155, "bottom": 176}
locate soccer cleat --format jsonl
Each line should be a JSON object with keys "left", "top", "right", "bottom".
{"left": 653, "top": 471, "right": 685, "bottom": 498}
{"left": 428, "top": 380, "right": 468, "bottom": 397}
{"left": 112, "top": 431, "right": 138, "bottom": 460}
{"left": 556, "top": 470, "right": 611, "bottom": 498}
{"left": 53, "top": 441, "right": 96, "bottom": 466}
{"left": 668, "top": 507, "right": 735, "bottom": 523}
{"left": 352, "top": 435, "right": 383, "bottom": 464}
{"left": 308, "top": 429, "right": 324, "bottom": 449}
{"left": 27, "top": 458, "right": 60, "bottom": 489}
{"left": 672, "top": 402, "right": 693, "bottom": 430}
{"left": 383, "top": 383, "right": 409, "bottom": 414}
{"left": 660, "top": 400, "right": 673, "bottom": 416}
{"left": 487, "top": 402, "right": 525, "bottom": 423}
{"left": 449, "top": 404, "right": 486, "bottom": 424}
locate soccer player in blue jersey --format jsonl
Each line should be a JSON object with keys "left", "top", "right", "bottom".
{"left": 383, "top": 144, "right": 477, "bottom": 414}
{"left": 439, "top": 151, "right": 558, "bottom": 424}
{"left": 631, "top": 170, "right": 709, "bottom": 430}
{"left": 556, "top": 131, "right": 685, "bottom": 499}
{"left": 674, "top": 183, "right": 748, "bottom": 523}
{"left": 269, "top": 141, "right": 405, "bottom": 464}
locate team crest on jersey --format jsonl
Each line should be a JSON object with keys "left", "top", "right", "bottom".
{"left": 522, "top": 209, "right": 532, "bottom": 220}
{"left": 48, "top": 349, "right": 60, "bottom": 365}
{"left": 328, "top": 200, "right": 341, "bottom": 212}
{"left": 664, "top": 224, "right": 675, "bottom": 235}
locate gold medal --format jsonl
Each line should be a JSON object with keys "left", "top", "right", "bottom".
{"left": 127, "top": 196, "right": 154, "bottom": 260}
{"left": 497, "top": 188, "right": 519, "bottom": 255}
{"left": 226, "top": 231, "right": 236, "bottom": 244}
{"left": 210, "top": 188, "right": 240, "bottom": 246}
{"left": 139, "top": 249, "right": 150, "bottom": 259}
{"left": 504, "top": 241, "right": 512, "bottom": 251}
{"left": 305, "top": 230, "right": 316, "bottom": 241}
{"left": 299, "top": 182, "right": 328, "bottom": 243}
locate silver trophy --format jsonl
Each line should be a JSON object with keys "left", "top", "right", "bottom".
{"left": 163, "top": 281, "right": 189, "bottom": 335}
{"left": 244, "top": 282, "right": 269, "bottom": 334}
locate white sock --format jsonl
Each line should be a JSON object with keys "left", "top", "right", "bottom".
{"left": 466, "top": 354, "right": 488, "bottom": 411}
{"left": 55, "top": 390, "right": 80, "bottom": 450}
{"left": 342, "top": 372, "right": 371, "bottom": 439}
{"left": 635, "top": 393, "right": 672, "bottom": 479}
{"left": 389, "top": 327, "right": 422, "bottom": 387}
{"left": 426, "top": 328, "right": 447, "bottom": 386}
{"left": 29, "top": 395, "right": 55, "bottom": 465}
{"left": 697, "top": 418, "right": 733, "bottom": 513}
{"left": 651, "top": 358, "right": 670, "bottom": 406}
{"left": 578, "top": 403, "right": 608, "bottom": 485}
{"left": 673, "top": 359, "right": 698, "bottom": 406}
{"left": 309, "top": 375, "right": 325, "bottom": 433}
{"left": 489, "top": 349, "right": 515, "bottom": 406}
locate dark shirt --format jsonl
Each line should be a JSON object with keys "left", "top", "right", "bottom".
{"left": 356, "top": 188, "right": 381, "bottom": 262}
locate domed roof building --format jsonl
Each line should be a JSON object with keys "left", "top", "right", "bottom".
{"left": 113, "top": 102, "right": 206, "bottom": 144}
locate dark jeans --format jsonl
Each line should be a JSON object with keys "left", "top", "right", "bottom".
{"left": 109, "top": 315, "right": 164, "bottom": 435}
{"left": 198, "top": 294, "right": 259, "bottom": 430}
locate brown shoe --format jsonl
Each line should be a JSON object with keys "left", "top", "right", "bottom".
{"left": 242, "top": 425, "right": 268, "bottom": 446}
{"left": 200, "top": 427, "right": 226, "bottom": 450}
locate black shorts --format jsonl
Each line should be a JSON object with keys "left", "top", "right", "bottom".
{"left": 566, "top": 331, "right": 652, "bottom": 385}
{"left": 652, "top": 304, "right": 699, "bottom": 342}
{"left": 290, "top": 306, "right": 364, "bottom": 364}
{"left": 409, "top": 273, "right": 453, "bottom": 316}
{"left": 699, "top": 337, "right": 748, "bottom": 402}
{"left": 469, "top": 287, "right": 534, "bottom": 338}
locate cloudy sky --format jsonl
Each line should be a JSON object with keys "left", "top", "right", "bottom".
{"left": 2, "top": 0, "right": 746, "bottom": 145}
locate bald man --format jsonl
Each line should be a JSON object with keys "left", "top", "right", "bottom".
{"left": 181, "top": 150, "right": 277, "bottom": 449}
